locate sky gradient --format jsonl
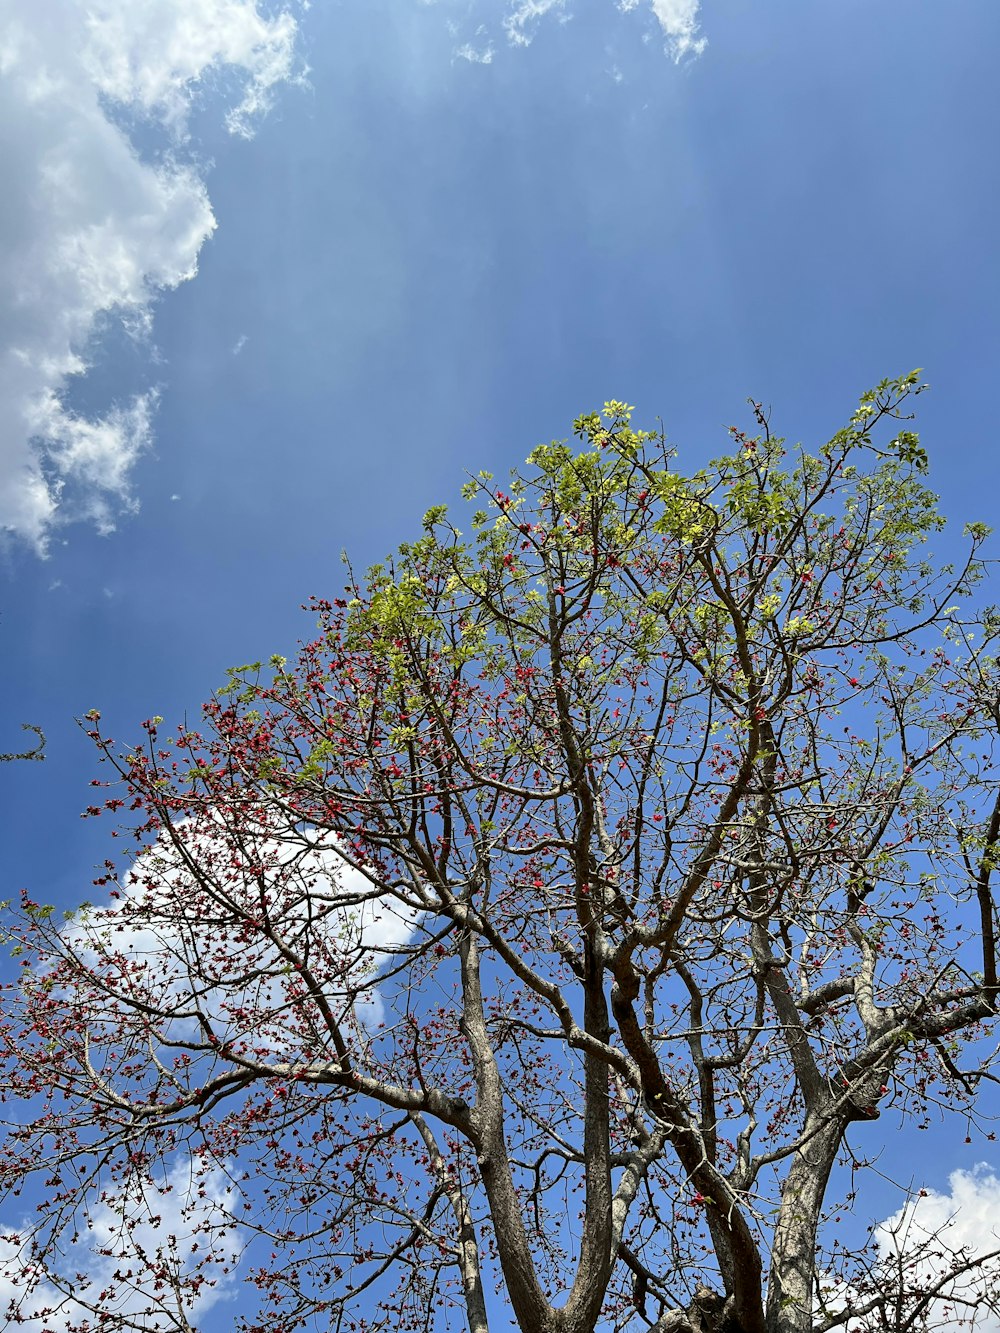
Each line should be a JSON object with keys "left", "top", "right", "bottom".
{"left": 2, "top": 0, "right": 1000, "bottom": 1325}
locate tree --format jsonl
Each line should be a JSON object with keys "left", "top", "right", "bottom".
{"left": 2, "top": 372, "right": 1000, "bottom": 1333}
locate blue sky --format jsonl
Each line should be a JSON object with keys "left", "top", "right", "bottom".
{"left": 2, "top": 0, "right": 1000, "bottom": 1325}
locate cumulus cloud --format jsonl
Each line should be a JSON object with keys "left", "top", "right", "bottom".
{"left": 0, "top": 1157, "right": 239, "bottom": 1330}
{"left": 0, "top": 1, "right": 301, "bottom": 553}
{"left": 818, "top": 1166, "right": 1000, "bottom": 1333}
{"left": 1, "top": 823, "right": 419, "bottom": 1325}
{"left": 81, "top": 0, "right": 300, "bottom": 138}
{"left": 67, "top": 816, "right": 421, "bottom": 1045}
{"left": 875, "top": 1165, "right": 1000, "bottom": 1332}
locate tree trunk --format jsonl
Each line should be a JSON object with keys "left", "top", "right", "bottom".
{"left": 765, "top": 1115, "right": 843, "bottom": 1333}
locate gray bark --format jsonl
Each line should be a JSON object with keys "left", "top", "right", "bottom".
{"left": 766, "top": 1114, "right": 843, "bottom": 1333}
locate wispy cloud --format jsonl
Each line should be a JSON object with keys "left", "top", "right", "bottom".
{"left": 458, "top": 27, "right": 498, "bottom": 64}
{"left": 447, "top": 0, "right": 705, "bottom": 64}
{"left": 0, "top": 1, "right": 302, "bottom": 554}
{"left": 503, "top": 0, "right": 567, "bottom": 48}
{"left": 649, "top": 0, "right": 706, "bottom": 63}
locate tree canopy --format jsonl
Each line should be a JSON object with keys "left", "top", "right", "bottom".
{"left": 2, "top": 372, "right": 1000, "bottom": 1333}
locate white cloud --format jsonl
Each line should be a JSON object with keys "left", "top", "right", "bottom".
{"left": 67, "top": 817, "right": 421, "bottom": 1047}
{"left": 816, "top": 1167, "right": 1000, "bottom": 1333}
{"left": 447, "top": 0, "right": 705, "bottom": 64}
{"left": 0, "top": 1158, "right": 239, "bottom": 1330}
{"left": 81, "top": 0, "right": 301, "bottom": 139}
{"left": 1, "top": 823, "right": 420, "bottom": 1325}
{"left": 649, "top": 0, "right": 706, "bottom": 63}
{"left": 455, "top": 30, "right": 495, "bottom": 64}
{"left": 455, "top": 42, "right": 494, "bottom": 64}
{"left": 502, "top": 0, "right": 567, "bottom": 48}
{"left": 874, "top": 1165, "right": 1000, "bottom": 1333}
{"left": 0, "top": 1, "right": 301, "bottom": 553}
